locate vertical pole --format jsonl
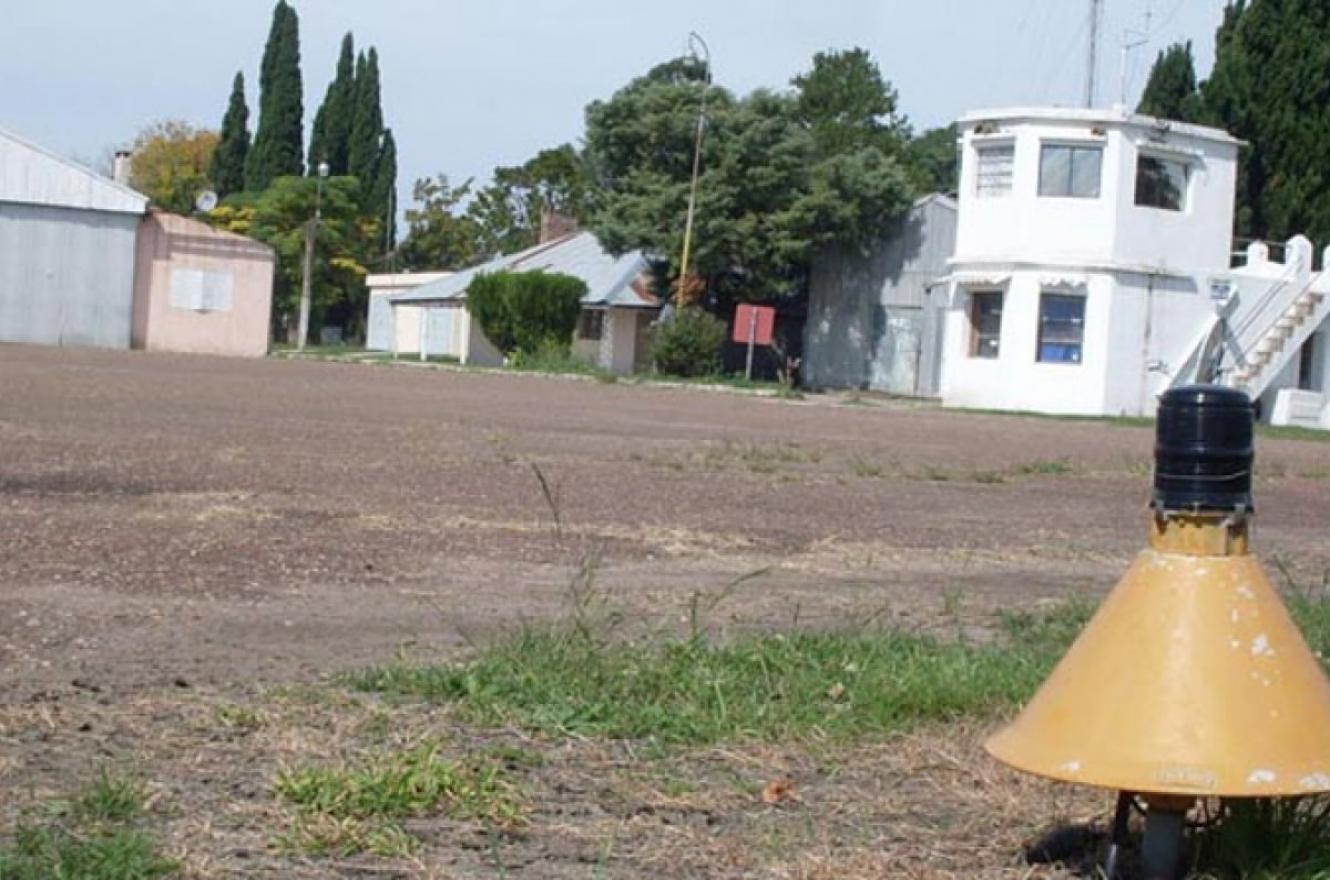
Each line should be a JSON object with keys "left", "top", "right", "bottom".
{"left": 297, "top": 219, "right": 314, "bottom": 352}
{"left": 419, "top": 308, "right": 427, "bottom": 362}
{"left": 744, "top": 308, "right": 757, "bottom": 381}
{"left": 1085, "top": 0, "right": 1102, "bottom": 108}
{"left": 677, "top": 32, "right": 710, "bottom": 302}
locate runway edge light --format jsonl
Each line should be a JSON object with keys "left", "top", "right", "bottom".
{"left": 985, "top": 385, "right": 1330, "bottom": 879}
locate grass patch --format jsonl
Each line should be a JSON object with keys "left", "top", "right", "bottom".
{"left": 1192, "top": 798, "right": 1330, "bottom": 879}
{"left": 273, "top": 741, "right": 522, "bottom": 857}
{"left": 509, "top": 346, "right": 617, "bottom": 383}
{"left": 0, "top": 770, "right": 173, "bottom": 879}
{"left": 348, "top": 603, "right": 1095, "bottom": 747}
{"left": 0, "top": 826, "right": 175, "bottom": 880}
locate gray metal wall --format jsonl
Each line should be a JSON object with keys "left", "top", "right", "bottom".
{"left": 0, "top": 202, "right": 140, "bottom": 348}
{"left": 804, "top": 198, "right": 956, "bottom": 395}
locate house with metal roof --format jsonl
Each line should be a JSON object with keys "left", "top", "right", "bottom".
{"left": 0, "top": 127, "right": 149, "bottom": 348}
{"left": 367, "top": 230, "right": 661, "bottom": 374}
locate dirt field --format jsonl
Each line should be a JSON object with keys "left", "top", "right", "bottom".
{"left": 2, "top": 344, "right": 1328, "bottom": 878}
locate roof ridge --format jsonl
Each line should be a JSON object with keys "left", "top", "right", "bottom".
{"left": 0, "top": 126, "right": 149, "bottom": 206}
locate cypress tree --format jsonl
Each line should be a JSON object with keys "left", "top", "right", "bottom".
{"left": 309, "top": 32, "right": 356, "bottom": 175}
{"left": 1201, "top": 0, "right": 1330, "bottom": 245}
{"left": 348, "top": 47, "right": 384, "bottom": 193}
{"left": 1137, "top": 42, "right": 1201, "bottom": 122}
{"left": 371, "top": 128, "right": 398, "bottom": 250}
{"left": 211, "top": 71, "right": 251, "bottom": 197}
{"left": 245, "top": 0, "right": 304, "bottom": 191}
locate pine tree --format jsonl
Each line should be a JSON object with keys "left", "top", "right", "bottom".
{"left": 245, "top": 0, "right": 304, "bottom": 190}
{"left": 211, "top": 71, "right": 251, "bottom": 197}
{"left": 348, "top": 47, "right": 384, "bottom": 194}
{"left": 371, "top": 128, "right": 398, "bottom": 250}
{"left": 309, "top": 32, "right": 356, "bottom": 175}
{"left": 1137, "top": 42, "right": 1201, "bottom": 122}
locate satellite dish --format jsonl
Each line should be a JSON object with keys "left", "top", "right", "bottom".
{"left": 195, "top": 190, "right": 219, "bottom": 213}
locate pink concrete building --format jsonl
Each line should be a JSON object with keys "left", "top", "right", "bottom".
{"left": 132, "top": 211, "right": 275, "bottom": 358}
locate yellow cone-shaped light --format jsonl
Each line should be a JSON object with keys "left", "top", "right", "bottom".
{"left": 987, "top": 516, "right": 1330, "bottom": 798}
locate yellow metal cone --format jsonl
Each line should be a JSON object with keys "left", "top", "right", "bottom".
{"left": 987, "top": 526, "right": 1330, "bottom": 798}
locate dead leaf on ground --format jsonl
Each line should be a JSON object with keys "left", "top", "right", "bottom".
{"left": 761, "top": 777, "right": 798, "bottom": 805}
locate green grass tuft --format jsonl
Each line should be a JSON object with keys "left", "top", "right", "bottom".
{"left": 348, "top": 603, "right": 1097, "bottom": 747}
{"left": 1193, "top": 798, "right": 1330, "bottom": 878}
{"left": 273, "top": 741, "right": 522, "bottom": 857}
{"left": 0, "top": 825, "right": 175, "bottom": 880}
{"left": 66, "top": 769, "right": 146, "bottom": 825}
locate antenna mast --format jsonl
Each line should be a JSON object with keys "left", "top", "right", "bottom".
{"left": 1085, "top": 0, "right": 1104, "bottom": 107}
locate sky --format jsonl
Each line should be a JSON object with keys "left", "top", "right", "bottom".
{"left": 2, "top": 0, "right": 1231, "bottom": 217}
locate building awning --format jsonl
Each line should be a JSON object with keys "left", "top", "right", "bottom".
{"left": 947, "top": 271, "right": 1011, "bottom": 287}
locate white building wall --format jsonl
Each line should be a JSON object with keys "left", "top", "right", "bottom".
{"left": 941, "top": 273, "right": 1111, "bottom": 415}
{"left": 0, "top": 202, "right": 140, "bottom": 348}
{"left": 944, "top": 107, "right": 1241, "bottom": 417}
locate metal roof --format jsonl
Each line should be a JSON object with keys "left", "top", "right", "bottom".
{"left": 0, "top": 127, "right": 148, "bottom": 215}
{"left": 389, "top": 231, "right": 658, "bottom": 309}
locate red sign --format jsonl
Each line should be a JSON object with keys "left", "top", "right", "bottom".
{"left": 732, "top": 304, "right": 776, "bottom": 346}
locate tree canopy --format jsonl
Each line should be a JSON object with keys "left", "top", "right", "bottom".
{"left": 467, "top": 145, "right": 598, "bottom": 257}
{"left": 129, "top": 120, "right": 219, "bottom": 214}
{"left": 583, "top": 49, "right": 914, "bottom": 304}
{"left": 211, "top": 73, "right": 250, "bottom": 198}
{"left": 1200, "top": 0, "right": 1330, "bottom": 246}
{"left": 1137, "top": 42, "right": 1202, "bottom": 122}
{"left": 245, "top": 0, "right": 304, "bottom": 190}
{"left": 309, "top": 33, "right": 356, "bottom": 175}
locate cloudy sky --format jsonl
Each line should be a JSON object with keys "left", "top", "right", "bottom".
{"left": 4, "top": 0, "right": 1229, "bottom": 211}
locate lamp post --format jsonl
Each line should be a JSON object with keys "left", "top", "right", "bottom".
{"left": 676, "top": 31, "right": 710, "bottom": 304}
{"left": 296, "top": 160, "right": 331, "bottom": 352}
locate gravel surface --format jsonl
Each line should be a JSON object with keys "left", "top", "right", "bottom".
{"left": 2, "top": 343, "right": 1328, "bottom": 696}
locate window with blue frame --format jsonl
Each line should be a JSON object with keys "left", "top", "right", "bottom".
{"left": 1037, "top": 293, "right": 1085, "bottom": 364}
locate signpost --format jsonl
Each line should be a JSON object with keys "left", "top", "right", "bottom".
{"left": 732, "top": 304, "right": 775, "bottom": 380}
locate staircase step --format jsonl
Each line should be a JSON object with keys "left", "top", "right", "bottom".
{"left": 1256, "top": 338, "right": 1285, "bottom": 355}
{"left": 1277, "top": 316, "right": 1303, "bottom": 330}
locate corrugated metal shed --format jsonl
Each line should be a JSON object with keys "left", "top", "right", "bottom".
{"left": 389, "top": 231, "right": 657, "bottom": 309}
{"left": 0, "top": 128, "right": 147, "bottom": 214}
{"left": 804, "top": 194, "right": 957, "bottom": 395}
{"left": 0, "top": 128, "right": 148, "bottom": 348}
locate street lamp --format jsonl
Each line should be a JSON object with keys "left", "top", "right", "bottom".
{"left": 676, "top": 31, "right": 710, "bottom": 306}
{"left": 296, "top": 160, "right": 331, "bottom": 352}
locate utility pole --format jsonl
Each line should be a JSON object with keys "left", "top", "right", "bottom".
{"left": 676, "top": 31, "right": 710, "bottom": 305}
{"left": 296, "top": 161, "right": 330, "bottom": 352}
{"left": 1085, "top": 0, "right": 1103, "bottom": 108}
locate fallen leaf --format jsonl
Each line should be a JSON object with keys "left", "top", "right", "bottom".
{"left": 761, "top": 778, "right": 797, "bottom": 805}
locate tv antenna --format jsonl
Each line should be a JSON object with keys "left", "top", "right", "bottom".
{"left": 1120, "top": 7, "right": 1153, "bottom": 108}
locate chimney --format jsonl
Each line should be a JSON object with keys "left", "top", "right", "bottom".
{"left": 112, "top": 150, "right": 133, "bottom": 186}
{"left": 538, "top": 208, "right": 579, "bottom": 244}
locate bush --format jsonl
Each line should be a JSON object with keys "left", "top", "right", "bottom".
{"left": 466, "top": 270, "right": 587, "bottom": 356}
{"left": 651, "top": 307, "right": 726, "bottom": 377}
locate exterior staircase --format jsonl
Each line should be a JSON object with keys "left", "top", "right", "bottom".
{"left": 1228, "top": 282, "right": 1328, "bottom": 399}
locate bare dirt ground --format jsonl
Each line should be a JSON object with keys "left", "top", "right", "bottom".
{"left": 2, "top": 343, "right": 1328, "bottom": 878}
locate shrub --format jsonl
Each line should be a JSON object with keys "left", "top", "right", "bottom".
{"left": 651, "top": 307, "right": 726, "bottom": 377}
{"left": 466, "top": 270, "right": 587, "bottom": 357}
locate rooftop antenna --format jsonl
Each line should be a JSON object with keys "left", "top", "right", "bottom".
{"left": 1120, "top": 7, "right": 1152, "bottom": 108}
{"left": 1085, "top": 0, "right": 1104, "bottom": 107}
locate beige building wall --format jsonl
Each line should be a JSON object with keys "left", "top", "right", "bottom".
{"left": 133, "top": 212, "right": 275, "bottom": 358}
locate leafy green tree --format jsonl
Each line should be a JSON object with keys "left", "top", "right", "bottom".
{"left": 213, "top": 176, "right": 367, "bottom": 342}
{"left": 905, "top": 124, "right": 958, "bottom": 194}
{"left": 211, "top": 72, "right": 250, "bottom": 198}
{"left": 245, "top": 0, "right": 304, "bottom": 190}
{"left": 129, "top": 120, "right": 219, "bottom": 214}
{"left": 468, "top": 144, "right": 598, "bottom": 256}
{"left": 1200, "top": 0, "right": 1330, "bottom": 245}
{"left": 791, "top": 48, "right": 910, "bottom": 156}
{"left": 348, "top": 48, "right": 384, "bottom": 194}
{"left": 309, "top": 33, "right": 356, "bottom": 175}
{"left": 466, "top": 270, "right": 587, "bottom": 355}
{"left": 585, "top": 52, "right": 913, "bottom": 303}
{"left": 399, "top": 174, "right": 484, "bottom": 270}
{"left": 1138, "top": 42, "right": 1202, "bottom": 121}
